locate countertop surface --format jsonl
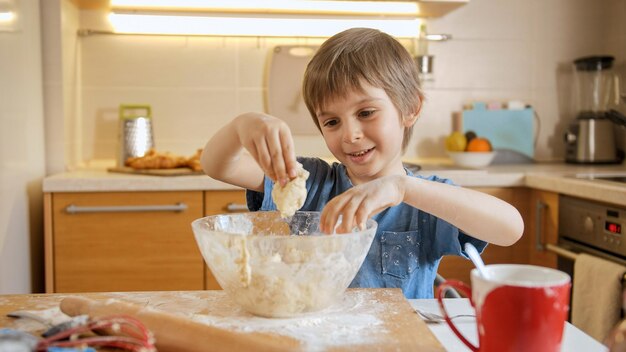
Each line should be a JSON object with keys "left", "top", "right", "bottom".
{"left": 410, "top": 298, "right": 606, "bottom": 352}
{"left": 43, "top": 161, "right": 626, "bottom": 206}
{"left": 0, "top": 291, "right": 603, "bottom": 352}
{"left": 0, "top": 289, "right": 443, "bottom": 352}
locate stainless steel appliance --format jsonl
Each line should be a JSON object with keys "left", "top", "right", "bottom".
{"left": 554, "top": 195, "right": 626, "bottom": 320}
{"left": 116, "top": 104, "right": 154, "bottom": 167}
{"left": 565, "top": 56, "right": 622, "bottom": 164}
{"left": 558, "top": 195, "right": 626, "bottom": 265}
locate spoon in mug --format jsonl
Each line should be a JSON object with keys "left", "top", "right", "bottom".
{"left": 465, "top": 242, "right": 490, "bottom": 279}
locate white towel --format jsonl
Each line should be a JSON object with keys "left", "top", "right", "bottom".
{"left": 571, "top": 253, "right": 626, "bottom": 342}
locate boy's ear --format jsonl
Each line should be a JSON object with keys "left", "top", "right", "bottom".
{"left": 403, "top": 100, "right": 422, "bottom": 127}
{"left": 403, "top": 109, "right": 421, "bottom": 127}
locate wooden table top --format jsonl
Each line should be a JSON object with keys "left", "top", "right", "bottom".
{"left": 0, "top": 288, "right": 444, "bottom": 352}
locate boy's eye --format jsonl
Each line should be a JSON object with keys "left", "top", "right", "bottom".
{"left": 358, "top": 110, "right": 375, "bottom": 118}
{"left": 322, "top": 119, "right": 339, "bottom": 127}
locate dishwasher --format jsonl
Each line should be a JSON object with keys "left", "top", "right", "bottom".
{"left": 552, "top": 195, "right": 626, "bottom": 320}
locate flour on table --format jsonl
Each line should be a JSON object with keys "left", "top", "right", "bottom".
{"left": 272, "top": 162, "right": 309, "bottom": 218}
{"left": 189, "top": 290, "right": 386, "bottom": 352}
{"left": 107, "top": 290, "right": 387, "bottom": 352}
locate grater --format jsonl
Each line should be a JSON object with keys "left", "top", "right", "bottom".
{"left": 117, "top": 104, "right": 154, "bottom": 167}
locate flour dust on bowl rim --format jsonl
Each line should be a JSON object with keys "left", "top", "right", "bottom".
{"left": 191, "top": 211, "right": 377, "bottom": 318}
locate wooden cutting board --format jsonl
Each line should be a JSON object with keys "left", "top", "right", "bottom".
{"left": 0, "top": 289, "right": 444, "bottom": 351}
{"left": 107, "top": 166, "right": 204, "bottom": 176}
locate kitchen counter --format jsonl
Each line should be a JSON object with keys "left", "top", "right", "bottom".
{"left": 410, "top": 298, "right": 607, "bottom": 352}
{"left": 0, "top": 291, "right": 604, "bottom": 352}
{"left": 43, "top": 162, "right": 626, "bottom": 206}
{"left": 0, "top": 289, "right": 444, "bottom": 352}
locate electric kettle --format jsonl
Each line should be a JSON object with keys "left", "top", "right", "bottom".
{"left": 564, "top": 56, "right": 623, "bottom": 164}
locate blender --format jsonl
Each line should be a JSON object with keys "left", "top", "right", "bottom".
{"left": 564, "top": 56, "right": 623, "bottom": 164}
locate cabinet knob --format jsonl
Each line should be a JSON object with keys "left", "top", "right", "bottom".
{"left": 583, "top": 216, "right": 594, "bottom": 233}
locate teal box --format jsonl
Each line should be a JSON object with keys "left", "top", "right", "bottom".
{"left": 462, "top": 107, "right": 534, "bottom": 158}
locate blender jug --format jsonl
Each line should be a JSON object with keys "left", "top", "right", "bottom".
{"left": 573, "top": 56, "right": 619, "bottom": 117}
{"left": 565, "top": 56, "right": 620, "bottom": 164}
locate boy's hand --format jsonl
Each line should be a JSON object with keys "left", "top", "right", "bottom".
{"left": 235, "top": 113, "right": 298, "bottom": 185}
{"left": 320, "top": 175, "right": 407, "bottom": 234}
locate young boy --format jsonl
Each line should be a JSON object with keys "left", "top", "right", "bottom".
{"left": 201, "top": 28, "right": 523, "bottom": 299}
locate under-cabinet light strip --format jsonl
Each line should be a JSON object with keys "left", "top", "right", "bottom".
{"left": 0, "top": 11, "right": 14, "bottom": 22}
{"left": 110, "top": 0, "right": 421, "bottom": 17}
{"left": 108, "top": 13, "right": 422, "bottom": 38}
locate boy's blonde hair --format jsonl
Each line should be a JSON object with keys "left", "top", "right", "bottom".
{"left": 303, "top": 27, "right": 424, "bottom": 151}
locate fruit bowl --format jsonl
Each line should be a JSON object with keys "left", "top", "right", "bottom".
{"left": 447, "top": 151, "right": 496, "bottom": 168}
{"left": 191, "top": 211, "right": 377, "bottom": 318}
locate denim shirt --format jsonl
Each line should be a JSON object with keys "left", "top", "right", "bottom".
{"left": 246, "top": 157, "right": 487, "bottom": 299}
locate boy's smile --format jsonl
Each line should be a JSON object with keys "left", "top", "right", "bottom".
{"left": 347, "top": 147, "right": 375, "bottom": 163}
{"left": 316, "top": 82, "right": 414, "bottom": 185}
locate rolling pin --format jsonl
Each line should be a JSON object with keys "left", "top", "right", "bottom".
{"left": 60, "top": 296, "right": 300, "bottom": 352}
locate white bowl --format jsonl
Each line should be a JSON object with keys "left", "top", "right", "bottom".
{"left": 191, "top": 211, "right": 377, "bottom": 318}
{"left": 447, "top": 151, "right": 496, "bottom": 168}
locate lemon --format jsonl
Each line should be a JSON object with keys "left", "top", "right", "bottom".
{"left": 445, "top": 131, "right": 467, "bottom": 152}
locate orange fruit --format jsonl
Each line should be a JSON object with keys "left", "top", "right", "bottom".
{"left": 466, "top": 137, "right": 492, "bottom": 152}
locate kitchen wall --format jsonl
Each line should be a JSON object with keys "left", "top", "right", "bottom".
{"left": 0, "top": 0, "right": 621, "bottom": 295}
{"left": 0, "top": 0, "right": 46, "bottom": 293}
{"left": 65, "top": 0, "right": 626, "bottom": 168}
{"left": 42, "top": 0, "right": 81, "bottom": 175}
{"left": 424, "top": 0, "right": 625, "bottom": 160}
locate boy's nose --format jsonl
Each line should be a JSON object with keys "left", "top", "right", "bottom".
{"left": 342, "top": 121, "right": 363, "bottom": 143}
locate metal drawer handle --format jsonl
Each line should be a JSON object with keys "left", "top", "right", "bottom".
{"left": 225, "top": 203, "right": 248, "bottom": 212}
{"left": 65, "top": 202, "right": 188, "bottom": 214}
{"left": 535, "top": 200, "right": 547, "bottom": 251}
{"left": 545, "top": 244, "right": 577, "bottom": 260}
{"left": 546, "top": 244, "right": 626, "bottom": 281}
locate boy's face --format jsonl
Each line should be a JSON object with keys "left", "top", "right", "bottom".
{"left": 315, "top": 83, "right": 415, "bottom": 184}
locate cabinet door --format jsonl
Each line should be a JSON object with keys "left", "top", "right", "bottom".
{"left": 203, "top": 190, "right": 247, "bottom": 290}
{"left": 528, "top": 190, "right": 559, "bottom": 268}
{"left": 437, "top": 187, "right": 531, "bottom": 285}
{"left": 52, "top": 191, "right": 204, "bottom": 293}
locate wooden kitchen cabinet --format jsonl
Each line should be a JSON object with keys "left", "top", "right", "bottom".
{"left": 203, "top": 190, "right": 247, "bottom": 290}
{"left": 44, "top": 186, "right": 553, "bottom": 293}
{"left": 45, "top": 191, "right": 204, "bottom": 293}
{"left": 527, "top": 190, "right": 559, "bottom": 268}
{"left": 437, "top": 187, "right": 532, "bottom": 285}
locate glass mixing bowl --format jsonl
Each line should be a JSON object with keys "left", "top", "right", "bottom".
{"left": 191, "top": 211, "right": 377, "bottom": 318}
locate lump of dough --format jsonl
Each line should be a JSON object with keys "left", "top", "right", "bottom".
{"left": 271, "top": 163, "right": 309, "bottom": 218}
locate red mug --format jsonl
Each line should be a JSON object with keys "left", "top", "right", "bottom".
{"left": 436, "top": 264, "right": 571, "bottom": 352}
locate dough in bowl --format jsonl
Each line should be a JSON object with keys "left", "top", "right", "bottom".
{"left": 272, "top": 163, "right": 309, "bottom": 218}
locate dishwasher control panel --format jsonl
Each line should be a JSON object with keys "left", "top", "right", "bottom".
{"left": 559, "top": 195, "right": 626, "bottom": 257}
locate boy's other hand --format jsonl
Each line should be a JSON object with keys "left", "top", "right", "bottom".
{"left": 235, "top": 113, "right": 298, "bottom": 185}
{"left": 320, "top": 175, "right": 406, "bottom": 234}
